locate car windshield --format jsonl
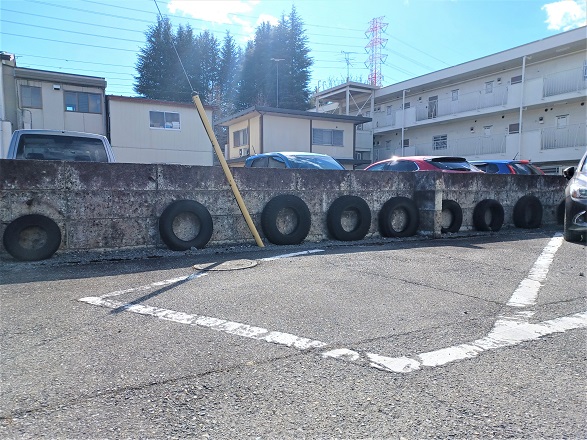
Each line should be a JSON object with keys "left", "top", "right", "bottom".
{"left": 427, "top": 158, "right": 477, "bottom": 171}
{"left": 285, "top": 155, "right": 344, "bottom": 170}
{"left": 16, "top": 134, "right": 109, "bottom": 162}
{"left": 511, "top": 163, "right": 538, "bottom": 175}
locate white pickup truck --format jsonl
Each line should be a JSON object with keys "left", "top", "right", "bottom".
{"left": 6, "top": 129, "right": 116, "bottom": 162}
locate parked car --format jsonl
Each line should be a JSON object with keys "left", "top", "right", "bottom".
{"left": 244, "top": 152, "right": 344, "bottom": 170}
{"left": 562, "top": 150, "right": 587, "bottom": 243}
{"left": 364, "top": 156, "right": 481, "bottom": 172}
{"left": 469, "top": 159, "right": 544, "bottom": 175}
{"left": 6, "top": 129, "right": 116, "bottom": 162}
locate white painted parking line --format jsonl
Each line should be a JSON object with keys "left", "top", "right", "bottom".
{"left": 78, "top": 296, "right": 328, "bottom": 350}
{"left": 100, "top": 272, "right": 209, "bottom": 299}
{"left": 260, "top": 249, "right": 324, "bottom": 261}
{"left": 323, "top": 311, "right": 587, "bottom": 373}
{"left": 80, "top": 235, "right": 586, "bottom": 374}
{"left": 323, "top": 233, "right": 587, "bottom": 373}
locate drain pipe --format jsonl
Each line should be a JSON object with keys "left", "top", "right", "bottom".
{"left": 517, "top": 56, "right": 527, "bottom": 159}
{"left": 401, "top": 89, "right": 409, "bottom": 156}
{"left": 191, "top": 93, "right": 264, "bottom": 248}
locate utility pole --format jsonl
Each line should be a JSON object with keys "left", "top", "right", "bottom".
{"left": 341, "top": 51, "right": 357, "bottom": 82}
{"left": 270, "top": 58, "right": 285, "bottom": 107}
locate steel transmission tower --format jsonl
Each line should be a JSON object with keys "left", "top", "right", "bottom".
{"left": 365, "top": 17, "right": 388, "bottom": 87}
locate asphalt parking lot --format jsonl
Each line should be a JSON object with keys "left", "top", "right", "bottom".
{"left": 1, "top": 227, "right": 586, "bottom": 439}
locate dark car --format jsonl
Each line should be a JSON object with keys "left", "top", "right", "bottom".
{"left": 563, "top": 150, "right": 587, "bottom": 243}
{"left": 365, "top": 156, "right": 481, "bottom": 173}
{"left": 244, "top": 152, "right": 345, "bottom": 170}
{"left": 470, "top": 159, "right": 544, "bottom": 175}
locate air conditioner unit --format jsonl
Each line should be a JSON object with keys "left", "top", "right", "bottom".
{"left": 239, "top": 148, "right": 249, "bottom": 157}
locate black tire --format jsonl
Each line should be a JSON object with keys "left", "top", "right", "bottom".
{"left": 159, "top": 200, "right": 213, "bottom": 251}
{"left": 327, "top": 195, "right": 371, "bottom": 241}
{"left": 261, "top": 195, "right": 311, "bottom": 245}
{"left": 556, "top": 200, "right": 565, "bottom": 225}
{"left": 378, "top": 197, "right": 419, "bottom": 238}
{"left": 440, "top": 199, "right": 463, "bottom": 234}
{"left": 513, "top": 195, "right": 543, "bottom": 229}
{"left": 473, "top": 199, "right": 504, "bottom": 232}
{"left": 3, "top": 214, "right": 62, "bottom": 261}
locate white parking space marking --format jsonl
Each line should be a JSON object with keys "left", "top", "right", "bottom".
{"left": 327, "top": 311, "right": 587, "bottom": 373}
{"left": 259, "top": 249, "right": 324, "bottom": 261}
{"left": 80, "top": 236, "right": 586, "bottom": 374}
{"left": 506, "top": 234, "right": 564, "bottom": 309}
{"left": 78, "top": 296, "right": 328, "bottom": 350}
{"left": 100, "top": 272, "right": 209, "bottom": 299}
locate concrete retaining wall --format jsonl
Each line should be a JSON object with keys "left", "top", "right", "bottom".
{"left": 0, "top": 160, "right": 567, "bottom": 258}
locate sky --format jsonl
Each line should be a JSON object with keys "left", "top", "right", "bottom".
{"left": 1, "top": 0, "right": 586, "bottom": 98}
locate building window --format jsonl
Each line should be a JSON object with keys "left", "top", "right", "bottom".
{"left": 484, "top": 125, "right": 492, "bottom": 136}
{"left": 386, "top": 105, "right": 393, "bottom": 115}
{"left": 556, "top": 115, "right": 569, "bottom": 129}
{"left": 403, "top": 138, "right": 410, "bottom": 148}
{"left": 402, "top": 102, "right": 411, "bottom": 109}
{"left": 385, "top": 139, "right": 392, "bottom": 148}
{"left": 149, "top": 111, "right": 180, "bottom": 129}
{"left": 64, "top": 91, "right": 102, "bottom": 113}
{"left": 485, "top": 81, "right": 494, "bottom": 94}
{"left": 233, "top": 128, "right": 249, "bottom": 147}
{"left": 21, "top": 85, "right": 42, "bottom": 108}
{"left": 511, "top": 75, "right": 523, "bottom": 85}
{"left": 433, "top": 134, "right": 448, "bottom": 150}
{"left": 312, "top": 128, "right": 343, "bottom": 146}
{"left": 508, "top": 123, "right": 520, "bottom": 134}
{"left": 451, "top": 89, "right": 459, "bottom": 101}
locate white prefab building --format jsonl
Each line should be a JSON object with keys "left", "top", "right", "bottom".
{"left": 314, "top": 26, "right": 587, "bottom": 174}
{"left": 217, "top": 106, "right": 371, "bottom": 169}
{"left": 107, "top": 96, "right": 214, "bottom": 166}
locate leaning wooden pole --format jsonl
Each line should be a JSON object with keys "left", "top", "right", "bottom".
{"left": 191, "top": 93, "right": 264, "bottom": 248}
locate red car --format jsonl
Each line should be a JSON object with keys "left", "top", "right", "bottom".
{"left": 365, "top": 156, "right": 482, "bottom": 173}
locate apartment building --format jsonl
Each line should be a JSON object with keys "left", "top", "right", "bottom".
{"left": 314, "top": 27, "right": 586, "bottom": 174}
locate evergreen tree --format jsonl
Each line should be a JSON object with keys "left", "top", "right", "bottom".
{"left": 280, "top": 5, "right": 312, "bottom": 110}
{"left": 218, "top": 31, "right": 241, "bottom": 117}
{"left": 195, "top": 30, "right": 220, "bottom": 103}
{"left": 235, "top": 6, "right": 313, "bottom": 110}
{"left": 135, "top": 7, "right": 314, "bottom": 111}
{"left": 174, "top": 23, "right": 198, "bottom": 101}
{"left": 134, "top": 16, "right": 177, "bottom": 100}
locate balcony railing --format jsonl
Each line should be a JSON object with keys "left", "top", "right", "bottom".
{"left": 541, "top": 123, "right": 586, "bottom": 150}
{"left": 416, "top": 87, "right": 508, "bottom": 122}
{"left": 543, "top": 66, "right": 587, "bottom": 97}
{"left": 413, "top": 134, "right": 507, "bottom": 157}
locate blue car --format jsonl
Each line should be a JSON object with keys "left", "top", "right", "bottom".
{"left": 469, "top": 160, "right": 544, "bottom": 175}
{"left": 244, "top": 152, "right": 345, "bottom": 170}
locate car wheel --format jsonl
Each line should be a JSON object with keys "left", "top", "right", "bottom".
{"left": 327, "top": 195, "right": 371, "bottom": 241}
{"left": 159, "top": 200, "right": 214, "bottom": 250}
{"left": 261, "top": 195, "right": 311, "bottom": 245}
{"left": 473, "top": 199, "right": 504, "bottom": 232}
{"left": 378, "top": 197, "right": 419, "bottom": 238}
{"left": 512, "top": 195, "right": 543, "bottom": 229}
{"left": 3, "top": 214, "right": 62, "bottom": 261}
{"left": 440, "top": 199, "right": 463, "bottom": 234}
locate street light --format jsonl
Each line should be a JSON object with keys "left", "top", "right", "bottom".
{"left": 271, "top": 58, "right": 284, "bottom": 107}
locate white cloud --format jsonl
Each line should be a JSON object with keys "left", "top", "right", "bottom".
{"left": 541, "top": 0, "right": 586, "bottom": 31}
{"left": 257, "top": 13, "right": 280, "bottom": 27}
{"left": 167, "top": 0, "right": 256, "bottom": 25}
